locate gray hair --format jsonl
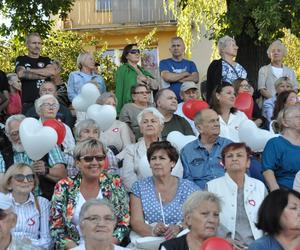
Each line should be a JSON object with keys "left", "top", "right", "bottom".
{"left": 26, "top": 33, "right": 41, "bottom": 45}
{"left": 77, "top": 52, "right": 93, "bottom": 70}
{"left": 79, "top": 199, "right": 116, "bottom": 224}
{"left": 276, "top": 105, "right": 300, "bottom": 132}
{"left": 34, "top": 94, "right": 59, "bottom": 116}
{"left": 193, "top": 108, "right": 212, "bottom": 126}
{"left": 73, "top": 138, "right": 106, "bottom": 160}
{"left": 5, "top": 114, "right": 26, "bottom": 135}
{"left": 267, "top": 40, "right": 287, "bottom": 58}
{"left": 217, "top": 35, "right": 235, "bottom": 55}
{"left": 137, "top": 107, "right": 165, "bottom": 126}
{"left": 7, "top": 73, "right": 18, "bottom": 82}
{"left": 96, "top": 92, "right": 117, "bottom": 105}
{"left": 183, "top": 191, "right": 222, "bottom": 217}
{"left": 75, "top": 119, "right": 100, "bottom": 141}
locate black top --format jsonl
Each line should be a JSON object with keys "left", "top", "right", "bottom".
{"left": 0, "top": 70, "right": 9, "bottom": 92}
{"left": 15, "top": 55, "right": 52, "bottom": 103}
{"left": 206, "top": 59, "right": 222, "bottom": 103}
{"left": 159, "top": 234, "right": 188, "bottom": 250}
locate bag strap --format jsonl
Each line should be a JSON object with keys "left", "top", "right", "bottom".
{"left": 222, "top": 59, "right": 240, "bottom": 79}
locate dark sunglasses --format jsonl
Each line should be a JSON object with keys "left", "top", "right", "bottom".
{"left": 80, "top": 155, "right": 106, "bottom": 162}
{"left": 129, "top": 49, "right": 140, "bottom": 54}
{"left": 13, "top": 174, "right": 35, "bottom": 182}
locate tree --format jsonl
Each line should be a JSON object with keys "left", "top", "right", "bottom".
{"left": 165, "top": 0, "right": 300, "bottom": 82}
{"left": 0, "top": 0, "right": 75, "bottom": 37}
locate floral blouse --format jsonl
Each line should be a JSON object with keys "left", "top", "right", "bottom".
{"left": 50, "top": 171, "right": 130, "bottom": 249}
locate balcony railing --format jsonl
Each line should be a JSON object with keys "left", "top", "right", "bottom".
{"left": 66, "top": 0, "right": 177, "bottom": 29}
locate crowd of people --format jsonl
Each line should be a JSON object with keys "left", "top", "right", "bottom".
{"left": 0, "top": 32, "right": 300, "bottom": 250}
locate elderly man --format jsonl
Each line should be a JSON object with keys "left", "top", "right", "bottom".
{"left": 16, "top": 33, "right": 57, "bottom": 113}
{"left": 181, "top": 108, "right": 232, "bottom": 189}
{"left": 25, "top": 80, "right": 74, "bottom": 128}
{"left": 159, "top": 37, "right": 199, "bottom": 102}
{"left": 0, "top": 193, "right": 39, "bottom": 249}
{"left": 155, "top": 88, "right": 194, "bottom": 140}
{"left": 0, "top": 114, "right": 66, "bottom": 200}
{"left": 175, "top": 81, "right": 200, "bottom": 135}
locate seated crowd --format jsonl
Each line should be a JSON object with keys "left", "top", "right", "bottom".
{"left": 0, "top": 32, "right": 300, "bottom": 250}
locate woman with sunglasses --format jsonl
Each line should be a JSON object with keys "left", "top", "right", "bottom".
{"left": 2, "top": 163, "right": 52, "bottom": 249}
{"left": 115, "top": 43, "right": 158, "bottom": 114}
{"left": 50, "top": 139, "right": 129, "bottom": 250}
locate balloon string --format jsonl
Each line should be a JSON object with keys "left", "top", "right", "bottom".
{"left": 158, "top": 192, "right": 166, "bottom": 225}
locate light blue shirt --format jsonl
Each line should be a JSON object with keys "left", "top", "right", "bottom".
{"left": 180, "top": 136, "right": 232, "bottom": 189}
{"left": 67, "top": 71, "right": 106, "bottom": 101}
{"left": 263, "top": 96, "right": 276, "bottom": 122}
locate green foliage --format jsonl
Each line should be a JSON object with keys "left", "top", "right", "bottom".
{"left": 0, "top": 0, "right": 75, "bottom": 37}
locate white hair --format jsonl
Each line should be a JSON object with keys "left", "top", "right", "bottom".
{"left": 267, "top": 40, "right": 287, "bottom": 58}
{"left": 34, "top": 94, "right": 59, "bottom": 116}
{"left": 137, "top": 107, "right": 165, "bottom": 126}
{"left": 5, "top": 114, "right": 26, "bottom": 135}
{"left": 217, "top": 35, "right": 235, "bottom": 55}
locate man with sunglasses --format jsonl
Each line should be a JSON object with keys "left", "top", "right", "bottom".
{"left": 159, "top": 37, "right": 199, "bottom": 102}
{"left": 0, "top": 193, "right": 39, "bottom": 249}
{"left": 0, "top": 114, "right": 67, "bottom": 200}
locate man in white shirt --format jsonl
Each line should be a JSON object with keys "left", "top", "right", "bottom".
{"left": 175, "top": 81, "right": 200, "bottom": 135}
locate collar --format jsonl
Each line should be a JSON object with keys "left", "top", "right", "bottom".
{"left": 8, "top": 192, "right": 35, "bottom": 206}
{"left": 194, "top": 135, "right": 221, "bottom": 149}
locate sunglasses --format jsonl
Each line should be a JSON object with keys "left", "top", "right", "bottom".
{"left": 13, "top": 174, "right": 35, "bottom": 182}
{"left": 129, "top": 49, "right": 140, "bottom": 54}
{"left": 80, "top": 155, "right": 106, "bottom": 162}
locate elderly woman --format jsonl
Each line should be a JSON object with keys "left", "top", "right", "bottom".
{"left": 2, "top": 163, "right": 52, "bottom": 249}
{"left": 232, "top": 78, "right": 265, "bottom": 128}
{"left": 67, "top": 52, "right": 106, "bottom": 102}
{"left": 159, "top": 191, "right": 221, "bottom": 249}
{"left": 50, "top": 139, "right": 129, "bottom": 249}
{"left": 71, "top": 199, "right": 130, "bottom": 250}
{"left": 248, "top": 189, "right": 300, "bottom": 250}
{"left": 207, "top": 143, "right": 267, "bottom": 248}
{"left": 74, "top": 119, "right": 119, "bottom": 176}
{"left": 262, "top": 76, "right": 293, "bottom": 122}
{"left": 35, "top": 94, "right": 75, "bottom": 154}
{"left": 120, "top": 107, "right": 183, "bottom": 191}
{"left": 258, "top": 40, "right": 298, "bottom": 100}
{"left": 130, "top": 141, "right": 199, "bottom": 244}
{"left": 0, "top": 192, "right": 40, "bottom": 249}
{"left": 115, "top": 43, "right": 157, "bottom": 113}
{"left": 96, "top": 92, "right": 134, "bottom": 153}
{"left": 206, "top": 35, "right": 247, "bottom": 102}
{"left": 119, "top": 84, "right": 152, "bottom": 141}
{"left": 262, "top": 106, "right": 300, "bottom": 191}
{"left": 210, "top": 82, "right": 248, "bottom": 142}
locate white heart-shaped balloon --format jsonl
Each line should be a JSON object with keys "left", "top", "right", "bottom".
{"left": 72, "top": 83, "right": 101, "bottom": 112}
{"left": 19, "top": 118, "right": 58, "bottom": 161}
{"left": 167, "top": 131, "right": 197, "bottom": 151}
{"left": 87, "top": 104, "right": 117, "bottom": 131}
{"left": 239, "top": 119, "right": 278, "bottom": 152}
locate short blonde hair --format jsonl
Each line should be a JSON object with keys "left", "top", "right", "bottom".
{"left": 267, "top": 40, "right": 287, "bottom": 58}
{"left": 2, "top": 163, "right": 39, "bottom": 193}
{"left": 73, "top": 138, "right": 106, "bottom": 160}
{"left": 77, "top": 52, "right": 93, "bottom": 70}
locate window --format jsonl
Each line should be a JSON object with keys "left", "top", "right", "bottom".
{"left": 96, "top": 0, "right": 111, "bottom": 11}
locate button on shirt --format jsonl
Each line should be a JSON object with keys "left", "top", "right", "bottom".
{"left": 180, "top": 136, "right": 232, "bottom": 189}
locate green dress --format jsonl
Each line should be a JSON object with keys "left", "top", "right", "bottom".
{"left": 115, "top": 63, "right": 154, "bottom": 114}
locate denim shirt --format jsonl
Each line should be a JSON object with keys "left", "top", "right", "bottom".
{"left": 67, "top": 71, "right": 106, "bottom": 101}
{"left": 180, "top": 136, "right": 232, "bottom": 189}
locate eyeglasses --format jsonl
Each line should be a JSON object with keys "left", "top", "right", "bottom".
{"left": 240, "top": 84, "right": 251, "bottom": 89}
{"left": 83, "top": 215, "right": 115, "bottom": 224}
{"left": 13, "top": 174, "right": 35, "bottom": 182}
{"left": 129, "top": 49, "right": 140, "bottom": 54}
{"left": 134, "top": 91, "right": 150, "bottom": 95}
{"left": 41, "top": 103, "right": 59, "bottom": 109}
{"left": 80, "top": 155, "right": 106, "bottom": 162}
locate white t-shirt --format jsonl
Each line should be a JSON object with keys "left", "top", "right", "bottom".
{"left": 271, "top": 66, "right": 283, "bottom": 79}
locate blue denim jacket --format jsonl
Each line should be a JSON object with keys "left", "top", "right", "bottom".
{"left": 67, "top": 71, "right": 106, "bottom": 101}
{"left": 180, "top": 136, "right": 232, "bottom": 189}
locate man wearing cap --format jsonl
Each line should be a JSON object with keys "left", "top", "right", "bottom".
{"left": 0, "top": 193, "right": 39, "bottom": 249}
{"left": 175, "top": 81, "right": 200, "bottom": 135}
{"left": 159, "top": 37, "right": 199, "bottom": 102}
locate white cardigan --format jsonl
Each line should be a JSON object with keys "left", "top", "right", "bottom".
{"left": 207, "top": 173, "right": 266, "bottom": 240}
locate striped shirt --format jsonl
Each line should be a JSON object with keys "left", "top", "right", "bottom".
{"left": 9, "top": 192, "right": 52, "bottom": 249}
